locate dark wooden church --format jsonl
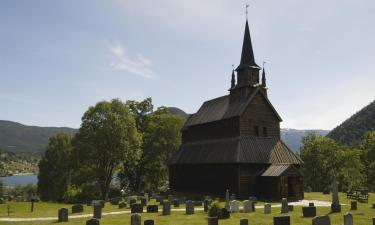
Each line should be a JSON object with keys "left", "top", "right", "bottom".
{"left": 168, "top": 19, "right": 304, "bottom": 200}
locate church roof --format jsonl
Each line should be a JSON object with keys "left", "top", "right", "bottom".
{"left": 236, "top": 20, "right": 260, "bottom": 71}
{"left": 168, "top": 136, "right": 303, "bottom": 165}
{"left": 260, "top": 164, "right": 302, "bottom": 177}
{"left": 183, "top": 87, "right": 282, "bottom": 128}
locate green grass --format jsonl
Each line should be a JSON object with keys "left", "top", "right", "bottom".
{"left": 0, "top": 193, "right": 374, "bottom": 225}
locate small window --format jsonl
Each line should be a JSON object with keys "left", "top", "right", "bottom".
{"left": 254, "top": 126, "right": 259, "bottom": 136}
{"left": 263, "top": 127, "right": 268, "bottom": 137}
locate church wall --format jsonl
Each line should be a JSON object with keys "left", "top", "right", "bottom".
{"left": 238, "top": 164, "right": 268, "bottom": 198}
{"left": 182, "top": 117, "right": 239, "bottom": 143}
{"left": 240, "top": 93, "right": 280, "bottom": 138}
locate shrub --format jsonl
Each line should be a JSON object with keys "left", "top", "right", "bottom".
{"left": 208, "top": 200, "right": 220, "bottom": 217}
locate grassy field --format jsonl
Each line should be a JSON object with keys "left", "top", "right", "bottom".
{"left": 0, "top": 193, "right": 374, "bottom": 225}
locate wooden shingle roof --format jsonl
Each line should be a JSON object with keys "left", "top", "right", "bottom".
{"left": 168, "top": 137, "right": 303, "bottom": 165}
{"left": 260, "top": 164, "right": 302, "bottom": 177}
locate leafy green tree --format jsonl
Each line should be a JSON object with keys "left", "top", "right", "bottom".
{"left": 361, "top": 130, "right": 375, "bottom": 191}
{"left": 37, "top": 133, "right": 73, "bottom": 202}
{"left": 72, "top": 99, "right": 141, "bottom": 200}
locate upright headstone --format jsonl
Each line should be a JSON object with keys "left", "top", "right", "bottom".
{"left": 58, "top": 208, "right": 68, "bottom": 222}
{"left": 131, "top": 214, "right": 141, "bottom": 225}
{"left": 240, "top": 218, "right": 248, "bottom": 225}
{"left": 93, "top": 204, "right": 102, "bottom": 219}
{"left": 144, "top": 193, "right": 149, "bottom": 203}
{"left": 173, "top": 199, "right": 180, "bottom": 207}
{"left": 312, "top": 215, "right": 331, "bottom": 225}
{"left": 208, "top": 217, "right": 218, "bottom": 225}
{"left": 86, "top": 218, "right": 100, "bottom": 225}
{"left": 186, "top": 200, "right": 194, "bottom": 215}
{"left": 72, "top": 204, "right": 84, "bottom": 213}
{"left": 281, "top": 198, "right": 289, "bottom": 213}
{"left": 204, "top": 199, "right": 211, "bottom": 212}
{"left": 243, "top": 200, "right": 253, "bottom": 213}
{"left": 141, "top": 198, "right": 147, "bottom": 207}
{"left": 146, "top": 205, "right": 158, "bottom": 213}
{"left": 274, "top": 216, "right": 290, "bottom": 225}
{"left": 344, "top": 213, "right": 353, "bottom": 225}
{"left": 144, "top": 220, "right": 154, "bottom": 225}
{"left": 302, "top": 206, "right": 316, "bottom": 217}
{"left": 225, "top": 189, "right": 230, "bottom": 210}
{"left": 350, "top": 201, "right": 357, "bottom": 210}
{"left": 229, "top": 200, "right": 239, "bottom": 213}
{"left": 249, "top": 196, "right": 258, "bottom": 203}
{"left": 331, "top": 176, "right": 341, "bottom": 213}
{"left": 131, "top": 203, "right": 144, "bottom": 213}
{"left": 264, "top": 204, "right": 271, "bottom": 214}
{"left": 162, "top": 201, "right": 171, "bottom": 215}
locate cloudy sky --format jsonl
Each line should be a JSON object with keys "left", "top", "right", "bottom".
{"left": 0, "top": 0, "right": 374, "bottom": 130}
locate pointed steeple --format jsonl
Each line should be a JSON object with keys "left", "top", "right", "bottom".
{"left": 231, "top": 66, "right": 236, "bottom": 89}
{"left": 236, "top": 20, "right": 260, "bottom": 71}
{"left": 262, "top": 63, "right": 267, "bottom": 87}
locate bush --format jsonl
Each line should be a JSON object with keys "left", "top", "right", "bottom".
{"left": 208, "top": 200, "right": 221, "bottom": 217}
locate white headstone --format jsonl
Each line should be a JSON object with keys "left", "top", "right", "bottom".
{"left": 243, "top": 200, "right": 254, "bottom": 213}
{"left": 230, "top": 200, "right": 240, "bottom": 213}
{"left": 281, "top": 198, "right": 289, "bottom": 213}
{"left": 344, "top": 213, "right": 353, "bottom": 225}
{"left": 264, "top": 204, "right": 271, "bottom": 214}
{"left": 225, "top": 189, "right": 230, "bottom": 210}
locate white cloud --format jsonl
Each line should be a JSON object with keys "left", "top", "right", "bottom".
{"left": 109, "top": 43, "right": 155, "bottom": 79}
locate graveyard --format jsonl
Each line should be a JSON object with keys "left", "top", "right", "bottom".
{"left": 0, "top": 192, "right": 375, "bottom": 225}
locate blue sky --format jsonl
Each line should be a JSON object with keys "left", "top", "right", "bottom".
{"left": 0, "top": 0, "right": 374, "bottom": 130}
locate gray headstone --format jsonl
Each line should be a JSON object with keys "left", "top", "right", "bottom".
{"left": 144, "top": 193, "right": 149, "bottom": 203}
{"left": 344, "top": 212, "right": 353, "bottom": 225}
{"left": 131, "top": 214, "right": 141, "bottom": 225}
{"left": 229, "top": 200, "right": 239, "bottom": 213}
{"left": 162, "top": 201, "right": 171, "bottom": 215}
{"left": 331, "top": 176, "right": 341, "bottom": 213}
{"left": 240, "top": 218, "right": 248, "bottom": 225}
{"left": 72, "top": 204, "right": 83, "bottom": 214}
{"left": 208, "top": 217, "right": 218, "bottom": 225}
{"left": 144, "top": 220, "right": 154, "bottom": 225}
{"left": 173, "top": 199, "right": 180, "bottom": 207}
{"left": 86, "top": 218, "right": 100, "bottom": 225}
{"left": 204, "top": 199, "right": 211, "bottom": 212}
{"left": 131, "top": 203, "right": 144, "bottom": 213}
{"left": 141, "top": 198, "right": 147, "bottom": 207}
{"left": 249, "top": 196, "right": 258, "bottom": 203}
{"left": 243, "top": 200, "right": 253, "bottom": 213}
{"left": 281, "top": 198, "right": 289, "bottom": 213}
{"left": 312, "top": 215, "right": 331, "bottom": 225}
{"left": 146, "top": 205, "right": 158, "bottom": 213}
{"left": 186, "top": 200, "right": 194, "bottom": 215}
{"left": 302, "top": 206, "right": 316, "bottom": 217}
{"left": 273, "top": 216, "right": 290, "bottom": 225}
{"left": 93, "top": 204, "right": 102, "bottom": 219}
{"left": 58, "top": 208, "right": 68, "bottom": 222}
{"left": 350, "top": 201, "right": 357, "bottom": 210}
{"left": 264, "top": 204, "right": 271, "bottom": 214}
{"left": 225, "top": 189, "right": 230, "bottom": 210}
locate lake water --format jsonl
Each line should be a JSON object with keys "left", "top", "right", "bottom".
{"left": 0, "top": 174, "right": 38, "bottom": 186}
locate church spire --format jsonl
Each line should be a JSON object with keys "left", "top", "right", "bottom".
{"left": 236, "top": 19, "right": 260, "bottom": 71}
{"left": 231, "top": 65, "right": 235, "bottom": 89}
{"left": 262, "top": 62, "right": 266, "bottom": 87}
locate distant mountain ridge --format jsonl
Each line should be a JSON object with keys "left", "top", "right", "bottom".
{"left": 0, "top": 107, "right": 329, "bottom": 153}
{"left": 327, "top": 100, "right": 375, "bottom": 146}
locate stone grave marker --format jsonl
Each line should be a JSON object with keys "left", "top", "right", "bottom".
{"left": 144, "top": 219, "right": 154, "bottom": 225}
{"left": 118, "top": 202, "right": 126, "bottom": 209}
{"left": 204, "top": 199, "right": 211, "bottom": 212}
{"left": 141, "top": 198, "right": 147, "bottom": 207}
{"left": 86, "top": 218, "right": 100, "bottom": 225}
{"left": 131, "top": 214, "right": 141, "bottom": 225}
{"left": 163, "top": 201, "right": 171, "bottom": 215}
{"left": 331, "top": 176, "right": 341, "bottom": 213}
{"left": 58, "top": 208, "right": 68, "bottom": 222}
{"left": 144, "top": 193, "right": 149, "bottom": 203}
{"left": 344, "top": 212, "right": 353, "bottom": 225}
{"left": 273, "top": 216, "right": 290, "bottom": 225}
{"left": 208, "top": 217, "right": 218, "bottom": 225}
{"left": 72, "top": 204, "right": 83, "bottom": 214}
{"left": 218, "top": 208, "right": 230, "bottom": 219}
{"left": 93, "top": 204, "right": 102, "bottom": 219}
{"left": 173, "top": 199, "right": 180, "bottom": 207}
{"left": 225, "top": 189, "right": 230, "bottom": 210}
{"left": 281, "top": 198, "right": 289, "bottom": 213}
{"left": 230, "top": 200, "right": 239, "bottom": 213}
{"left": 312, "top": 215, "right": 331, "bottom": 225}
{"left": 240, "top": 218, "right": 248, "bottom": 225}
{"left": 131, "top": 203, "right": 144, "bottom": 213}
{"left": 243, "top": 200, "right": 253, "bottom": 213}
{"left": 350, "top": 201, "right": 357, "bottom": 210}
{"left": 146, "top": 205, "right": 158, "bottom": 213}
{"left": 249, "top": 196, "right": 258, "bottom": 203}
{"left": 302, "top": 206, "right": 316, "bottom": 217}
{"left": 186, "top": 200, "right": 194, "bottom": 215}
{"left": 264, "top": 204, "right": 271, "bottom": 214}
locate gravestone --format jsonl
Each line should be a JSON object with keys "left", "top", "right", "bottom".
{"left": 186, "top": 200, "right": 194, "bottom": 215}
{"left": 309, "top": 202, "right": 315, "bottom": 207}
{"left": 144, "top": 220, "right": 154, "bottom": 225}
{"left": 240, "top": 218, "right": 248, "bottom": 225}
{"left": 218, "top": 208, "right": 230, "bottom": 219}
{"left": 350, "top": 201, "right": 357, "bottom": 210}
{"left": 162, "top": 201, "right": 171, "bottom": 215}
{"left": 281, "top": 198, "right": 289, "bottom": 213}
{"left": 146, "top": 205, "right": 158, "bottom": 213}
{"left": 173, "top": 199, "right": 180, "bottom": 207}
{"left": 225, "top": 189, "right": 230, "bottom": 210}
{"left": 119, "top": 202, "right": 126, "bottom": 209}
{"left": 131, "top": 214, "right": 141, "bottom": 225}
{"left": 264, "top": 204, "right": 271, "bottom": 214}
{"left": 72, "top": 204, "right": 83, "bottom": 214}
{"left": 243, "top": 200, "right": 253, "bottom": 213}
{"left": 144, "top": 193, "right": 149, "bottom": 203}
{"left": 131, "top": 203, "right": 144, "bottom": 213}
{"left": 204, "top": 199, "right": 211, "bottom": 212}
{"left": 249, "top": 196, "right": 258, "bottom": 203}
{"left": 229, "top": 200, "right": 239, "bottom": 213}
{"left": 141, "top": 198, "right": 147, "bottom": 207}
{"left": 58, "top": 208, "right": 68, "bottom": 222}
{"left": 86, "top": 218, "right": 100, "bottom": 225}
{"left": 194, "top": 201, "right": 203, "bottom": 206}
{"left": 331, "top": 176, "right": 341, "bottom": 213}
{"left": 93, "top": 204, "right": 102, "bottom": 219}
{"left": 312, "top": 215, "right": 331, "bottom": 225}
{"left": 273, "top": 216, "right": 290, "bottom": 225}
{"left": 288, "top": 205, "right": 294, "bottom": 212}
{"left": 344, "top": 212, "right": 353, "bottom": 225}
{"left": 302, "top": 206, "right": 316, "bottom": 217}
{"left": 208, "top": 217, "right": 218, "bottom": 225}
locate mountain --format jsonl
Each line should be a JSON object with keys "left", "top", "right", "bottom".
{"left": 167, "top": 107, "right": 189, "bottom": 118}
{"left": 327, "top": 100, "right": 375, "bottom": 146}
{"left": 281, "top": 128, "right": 330, "bottom": 151}
{"left": 0, "top": 120, "right": 76, "bottom": 154}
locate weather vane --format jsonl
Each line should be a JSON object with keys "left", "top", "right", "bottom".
{"left": 246, "top": 4, "right": 250, "bottom": 19}
{"left": 263, "top": 61, "right": 266, "bottom": 68}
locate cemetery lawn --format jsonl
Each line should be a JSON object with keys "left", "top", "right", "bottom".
{"left": 0, "top": 192, "right": 374, "bottom": 225}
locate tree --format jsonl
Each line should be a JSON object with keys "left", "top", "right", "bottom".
{"left": 0, "top": 180, "right": 4, "bottom": 197}
{"left": 37, "top": 133, "right": 73, "bottom": 202}
{"left": 361, "top": 130, "right": 375, "bottom": 191}
{"left": 72, "top": 99, "right": 141, "bottom": 200}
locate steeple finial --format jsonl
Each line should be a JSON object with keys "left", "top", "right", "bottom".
{"left": 262, "top": 61, "right": 267, "bottom": 87}
{"left": 231, "top": 65, "right": 236, "bottom": 88}
{"left": 246, "top": 4, "right": 249, "bottom": 20}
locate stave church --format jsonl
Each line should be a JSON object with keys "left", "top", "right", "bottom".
{"left": 168, "top": 18, "right": 304, "bottom": 200}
